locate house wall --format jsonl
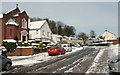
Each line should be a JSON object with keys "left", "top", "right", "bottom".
{"left": 29, "top": 21, "right": 52, "bottom": 42}
{"left": 5, "top": 25, "right": 18, "bottom": 39}
{"left": 29, "top": 29, "right": 40, "bottom": 39}
{"left": 18, "top": 12, "right": 29, "bottom": 41}
{"left": 99, "top": 31, "right": 116, "bottom": 40}
{"left": 2, "top": 8, "right": 20, "bottom": 42}
{"left": 1, "top": 8, "right": 29, "bottom": 42}
{"left": 40, "top": 22, "right": 52, "bottom": 40}
{"left": 52, "top": 34, "right": 62, "bottom": 43}
{"left": 52, "top": 35, "right": 59, "bottom": 43}
{"left": 0, "top": 19, "right": 2, "bottom": 45}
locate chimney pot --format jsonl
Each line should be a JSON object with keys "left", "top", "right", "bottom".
{"left": 16, "top": 4, "right": 18, "bottom": 9}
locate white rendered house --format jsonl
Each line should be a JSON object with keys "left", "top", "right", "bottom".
{"left": 99, "top": 30, "right": 116, "bottom": 41}
{"left": 52, "top": 34, "right": 62, "bottom": 43}
{"left": 29, "top": 20, "right": 52, "bottom": 42}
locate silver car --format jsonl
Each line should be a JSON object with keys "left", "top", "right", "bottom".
{"left": 108, "top": 54, "right": 120, "bottom": 73}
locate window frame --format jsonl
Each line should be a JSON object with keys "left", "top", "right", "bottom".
{"left": 22, "top": 18, "right": 27, "bottom": 29}
{"left": 10, "top": 29, "right": 12, "bottom": 36}
{"left": 47, "top": 32, "right": 49, "bottom": 37}
{"left": 42, "top": 30, "right": 45, "bottom": 36}
{"left": 36, "top": 30, "right": 38, "bottom": 35}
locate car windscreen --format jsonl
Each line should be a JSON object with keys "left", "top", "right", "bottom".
{"left": 63, "top": 45, "right": 66, "bottom": 47}
{"left": 50, "top": 46, "right": 58, "bottom": 49}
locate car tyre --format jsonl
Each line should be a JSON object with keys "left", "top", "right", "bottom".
{"left": 5, "top": 63, "right": 11, "bottom": 71}
{"left": 59, "top": 51, "right": 61, "bottom": 55}
{"left": 49, "top": 54, "right": 52, "bottom": 56}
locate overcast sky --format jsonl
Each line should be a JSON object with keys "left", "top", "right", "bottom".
{"left": 2, "top": 2, "right": 118, "bottom": 37}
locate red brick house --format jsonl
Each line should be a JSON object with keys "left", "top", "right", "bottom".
{"left": 0, "top": 4, "right": 29, "bottom": 45}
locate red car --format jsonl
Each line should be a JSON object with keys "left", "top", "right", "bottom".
{"left": 48, "top": 46, "right": 66, "bottom": 56}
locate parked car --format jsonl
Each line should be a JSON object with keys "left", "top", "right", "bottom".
{"left": 0, "top": 55, "right": 12, "bottom": 71}
{"left": 62, "top": 44, "right": 72, "bottom": 52}
{"left": 108, "top": 54, "right": 120, "bottom": 73}
{"left": 48, "top": 46, "right": 66, "bottom": 56}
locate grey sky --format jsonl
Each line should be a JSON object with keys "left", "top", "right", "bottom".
{"left": 2, "top": 2, "right": 118, "bottom": 37}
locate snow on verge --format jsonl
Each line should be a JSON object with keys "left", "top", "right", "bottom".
{"left": 86, "top": 45, "right": 119, "bottom": 73}
{"left": 8, "top": 47, "right": 83, "bottom": 66}
{"left": 86, "top": 48, "right": 106, "bottom": 73}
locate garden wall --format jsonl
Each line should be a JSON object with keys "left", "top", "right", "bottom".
{"left": 7, "top": 46, "right": 33, "bottom": 56}
{"left": 108, "top": 40, "right": 120, "bottom": 45}
{"left": 7, "top": 46, "right": 48, "bottom": 56}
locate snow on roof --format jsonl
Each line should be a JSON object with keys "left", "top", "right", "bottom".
{"left": 52, "top": 34, "right": 58, "bottom": 36}
{"left": 29, "top": 20, "right": 46, "bottom": 29}
{"left": 3, "top": 39, "right": 17, "bottom": 43}
{"left": 57, "top": 35, "right": 62, "bottom": 38}
{"left": 13, "top": 13, "right": 19, "bottom": 17}
{"left": 5, "top": 8, "right": 17, "bottom": 14}
{"left": 0, "top": 14, "right": 3, "bottom": 18}
{"left": 5, "top": 18, "right": 19, "bottom": 26}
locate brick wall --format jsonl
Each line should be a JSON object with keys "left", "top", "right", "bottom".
{"left": 108, "top": 40, "right": 120, "bottom": 45}
{"left": 1, "top": 7, "right": 29, "bottom": 42}
{"left": 0, "top": 19, "right": 2, "bottom": 45}
{"left": 7, "top": 47, "right": 33, "bottom": 56}
{"left": 5, "top": 25, "right": 18, "bottom": 39}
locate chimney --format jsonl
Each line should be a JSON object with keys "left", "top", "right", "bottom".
{"left": 16, "top": 4, "right": 18, "bottom": 9}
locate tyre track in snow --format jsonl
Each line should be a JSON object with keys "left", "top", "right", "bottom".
{"left": 2, "top": 47, "right": 100, "bottom": 73}
{"left": 28, "top": 48, "right": 96, "bottom": 73}
{"left": 3, "top": 47, "right": 86, "bottom": 73}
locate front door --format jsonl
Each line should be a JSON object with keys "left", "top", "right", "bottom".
{"left": 22, "top": 36, "right": 26, "bottom": 42}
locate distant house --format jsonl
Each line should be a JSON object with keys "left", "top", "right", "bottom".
{"left": 99, "top": 30, "right": 116, "bottom": 41}
{"left": 0, "top": 4, "right": 29, "bottom": 45}
{"left": 52, "top": 34, "right": 62, "bottom": 43}
{"left": 29, "top": 20, "right": 52, "bottom": 42}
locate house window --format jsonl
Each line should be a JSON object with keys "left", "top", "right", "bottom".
{"left": 47, "top": 32, "right": 49, "bottom": 37}
{"left": 36, "top": 30, "right": 38, "bottom": 35}
{"left": 22, "top": 18, "right": 27, "bottom": 29}
{"left": 42, "top": 30, "right": 45, "bottom": 36}
{"left": 10, "top": 29, "right": 12, "bottom": 36}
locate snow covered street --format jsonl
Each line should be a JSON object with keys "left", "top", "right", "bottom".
{"left": 8, "top": 47, "right": 83, "bottom": 66}
{"left": 1, "top": 45, "right": 119, "bottom": 74}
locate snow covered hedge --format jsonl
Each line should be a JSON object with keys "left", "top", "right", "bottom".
{"left": 2, "top": 41, "right": 17, "bottom": 52}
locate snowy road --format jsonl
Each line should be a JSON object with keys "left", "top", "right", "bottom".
{"left": 2, "top": 47, "right": 100, "bottom": 73}
{"left": 1, "top": 45, "right": 118, "bottom": 74}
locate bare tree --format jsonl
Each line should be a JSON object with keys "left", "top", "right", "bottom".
{"left": 90, "top": 30, "right": 96, "bottom": 38}
{"left": 78, "top": 32, "right": 88, "bottom": 44}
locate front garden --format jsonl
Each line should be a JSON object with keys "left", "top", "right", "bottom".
{"left": 1, "top": 40, "right": 54, "bottom": 56}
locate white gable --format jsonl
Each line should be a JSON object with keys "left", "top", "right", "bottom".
{"left": 29, "top": 20, "right": 52, "bottom": 40}
{"left": 29, "top": 20, "right": 46, "bottom": 29}
{"left": 99, "top": 30, "right": 116, "bottom": 40}
{"left": 0, "top": 14, "right": 3, "bottom": 18}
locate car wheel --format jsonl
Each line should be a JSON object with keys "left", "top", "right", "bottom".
{"left": 5, "top": 63, "right": 11, "bottom": 71}
{"left": 49, "top": 54, "right": 51, "bottom": 56}
{"left": 64, "top": 51, "right": 66, "bottom": 54}
{"left": 59, "top": 52, "right": 61, "bottom": 55}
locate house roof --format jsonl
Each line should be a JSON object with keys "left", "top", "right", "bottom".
{"left": 5, "top": 18, "right": 19, "bottom": 26}
{"left": 52, "top": 34, "right": 62, "bottom": 38}
{"left": 0, "top": 14, "right": 3, "bottom": 18}
{"left": 1, "top": 4, "right": 29, "bottom": 19}
{"left": 29, "top": 20, "right": 46, "bottom": 29}
{"left": 99, "top": 30, "right": 115, "bottom": 37}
